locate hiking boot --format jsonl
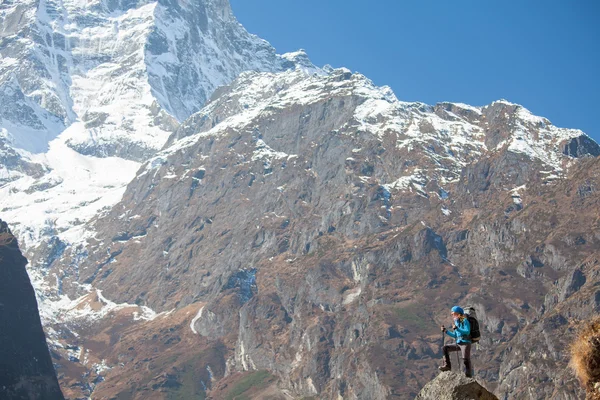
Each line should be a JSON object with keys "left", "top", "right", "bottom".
{"left": 438, "top": 363, "right": 451, "bottom": 372}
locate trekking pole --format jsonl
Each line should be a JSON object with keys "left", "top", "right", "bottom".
{"left": 456, "top": 339, "right": 461, "bottom": 372}
{"left": 441, "top": 328, "right": 445, "bottom": 349}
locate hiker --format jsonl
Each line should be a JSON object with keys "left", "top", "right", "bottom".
{"left": 439, "top": 305, "right": 473, "bottom": 377}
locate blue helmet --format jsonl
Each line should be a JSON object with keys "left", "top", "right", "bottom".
{"left": 451, "top": 306, "right": 464, "bottom": 315}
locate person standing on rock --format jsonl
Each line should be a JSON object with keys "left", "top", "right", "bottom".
{"left": 439, "top": 306, "right": 473, "bottom": 377}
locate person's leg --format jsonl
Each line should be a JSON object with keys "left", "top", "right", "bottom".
{"left": 439, "top": 344, "right": 459, "bottom": 371}
{"left": 461, "top": 343, "right": 472, "bottom": 377}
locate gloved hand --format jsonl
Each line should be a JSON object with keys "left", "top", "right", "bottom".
{"left": 441, "top": 325, "right": 446, "bottom": 333}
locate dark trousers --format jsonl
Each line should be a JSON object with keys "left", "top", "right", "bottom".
{"left": 443, "top": 343, "right": 472, "bottom": 377}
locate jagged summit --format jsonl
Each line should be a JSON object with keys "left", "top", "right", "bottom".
{"left": 160, "top": 66, "right": 596, "bottom": 190}
{"left": 0, "top": 0, "right": 310, "bottom": 160}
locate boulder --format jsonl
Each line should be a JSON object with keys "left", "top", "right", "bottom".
{"left": 415, "top": 371, "right": 497, "bottom": 400}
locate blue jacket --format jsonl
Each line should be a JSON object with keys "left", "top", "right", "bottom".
{"left": 445, "top": 317, "right": 471, "bottom": 344}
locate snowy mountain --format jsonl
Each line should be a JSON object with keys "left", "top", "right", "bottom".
{"left": 0, "top": 0, "right": 599, "bottom": 399}
{"left": 0, "top": 0, "right": 312, "bottom": 247}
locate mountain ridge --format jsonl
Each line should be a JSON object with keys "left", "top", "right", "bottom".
{"left": 33, "top": 65, "right": 598, "bottom": 398}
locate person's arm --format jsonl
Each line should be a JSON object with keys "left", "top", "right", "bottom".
{"left": 445, "top": 327, "right": 457, "bottom": 338}
{"left": 455, "top": 318, "right": 471, "bottom": 337}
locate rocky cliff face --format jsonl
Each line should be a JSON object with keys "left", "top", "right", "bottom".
{"left": 33, "top": 65, "right": 598, "bottom": 399}
{"left": 1, "top": 1, "right": 599, "bottom": 399}
{"left": 0, "top": 219, "right": 64, "bottom": 400}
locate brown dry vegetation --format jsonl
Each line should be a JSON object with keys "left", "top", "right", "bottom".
{"left": 571, "top": 317, "right": 600, "bottom": 399}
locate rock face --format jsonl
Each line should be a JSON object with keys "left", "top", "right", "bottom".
{"left": 0, "top": 219, "right": 64, "bottom": 400}
{"left": 34, "top": 68, "right": 597, "bottom": 399}
{"left": 415, "top": 372, "right": 497, "bottom": 400}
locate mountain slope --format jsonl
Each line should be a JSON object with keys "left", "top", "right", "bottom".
{"left": 36, "top": 65, "right": 599, "bottom": 398}
{"left": 63, "top": 68, "right": 596, "bottom": 308}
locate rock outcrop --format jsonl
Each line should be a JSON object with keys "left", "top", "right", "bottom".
{"left": 0, "top": 219, "right": 64, "bottom": 400}
{"left": 415, "top": 371, "right": 497, "bottom": 400}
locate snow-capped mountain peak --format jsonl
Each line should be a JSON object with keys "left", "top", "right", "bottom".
{"left": 0, "top": 0, "right": 314, "bottom": 161}
{"left": 0, "top": 0, "right": 318, "bottom": 248}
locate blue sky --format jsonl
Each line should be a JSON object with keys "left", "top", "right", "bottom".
{"left": 230, "top": 0, "right": 599, "bottom": 143}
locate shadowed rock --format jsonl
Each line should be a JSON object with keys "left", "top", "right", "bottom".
{"left": 0, "top": 219, "right": 64, "bottom": 400}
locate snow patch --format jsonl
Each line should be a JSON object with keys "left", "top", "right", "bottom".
{"left": 252, "top": 139, "right": 289, "bottom": 162}
{"left": 510, "top": 185, "right": 526, "bottom": 205}
{"left": 38, "top": 288, "right": 160, "bottom": 327}
{"left": 449, "top": 102, "right": 482, "bottom": 115}
{"left": 342, "top": 287, "right": 361, "bottom": 305}
{"left": 0, "top": 125, "right": 140, "bottom": 249}
{"left": 190, "top": 305, "right": 205, "bottom": 335}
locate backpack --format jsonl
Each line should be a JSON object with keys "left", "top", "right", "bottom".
{"left": 464, "top": 307, "right": 481, "bottom": 343}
